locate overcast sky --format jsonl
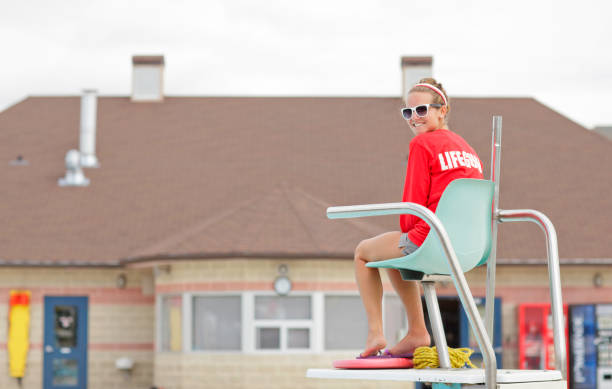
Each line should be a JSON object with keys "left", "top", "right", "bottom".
{"left": 2, "top": 0, "right": 611, "bottom": 128}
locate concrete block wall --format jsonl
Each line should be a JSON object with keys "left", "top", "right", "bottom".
{"left": 154, "top": 353, "right": 415, "bottom": 389}
{"left": 0, "top": 347, "right": 42, "bottom": 389}
{"left": 154, "top": 258, "right": 357, "bottom": 293}
{"left": 88, "top": 351, "right": 153, "bottom": 389}
{"left": 0, "top": 267, "right": 154, "bottom": 389}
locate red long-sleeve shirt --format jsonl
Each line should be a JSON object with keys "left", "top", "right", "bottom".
{"left": 400, "top": 129, "right": 484, "bottom": 245}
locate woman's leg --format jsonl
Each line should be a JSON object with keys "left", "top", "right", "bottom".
{"left": 354, "top": 231, "right": 412, "bottom": 356}
{"left": 355, "top": 231, "right": 430, "bottom": 357}
{"left": 385, "top": 269, "right": 431, "bottom": 354}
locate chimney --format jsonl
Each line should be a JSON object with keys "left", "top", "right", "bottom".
{"left": 79, "top": 89, "right": 99, "bottom": 168}
{"left": 58, "top": 150, "right": 90, "bottom": 187}
{"left": 131, "top": 55, "right": 165, "bottom": 102}
{"left": 401, "top": 56, "right": 433, "bottom": 103}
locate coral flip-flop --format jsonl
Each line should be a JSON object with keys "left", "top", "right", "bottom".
{"left": 357, "top": 350, "right": 387, "bottom": 359}
{"left": 382, "top": 349, "right": 414, "bottom": 358}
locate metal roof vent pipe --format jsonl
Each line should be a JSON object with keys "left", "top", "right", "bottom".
{"left": 401, "top": 56, "right": 433, "bottom": 104}
{"left": 131, "top": 55, "right": 165, "bottom": 102}
{"left": 79, "top": 89, "right": 100, "bottom": 168}
{"left": 58, "top": 150, "right": 90, "bottom": 187}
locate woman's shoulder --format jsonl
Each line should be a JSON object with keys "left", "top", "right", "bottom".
{"left": 411, "top": 129, "right": 451, "bottom": 144}
{"left": 408, "top": 131, "right": 441, "bottom": 154}
{"left": 411, "top": 129, "right": 476, "bottom": 151}
{"left": 433, "top": 128, "right": 472, "bottom": 144}
{"left": 409, "top": 132, "right": 430, "bottom": 148}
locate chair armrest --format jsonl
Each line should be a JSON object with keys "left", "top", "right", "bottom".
{"left": 327, "top": 202, "right": 431, "bottom": 220}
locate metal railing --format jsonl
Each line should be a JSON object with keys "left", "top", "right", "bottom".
{"left": 497, "top": 209, "right": 567, "bottom": 378}
{"left": 327, "top": 202, "right": 498, "bottom": 388}
{"left": 485, "top": 115, "right": 566, "bottom": 381}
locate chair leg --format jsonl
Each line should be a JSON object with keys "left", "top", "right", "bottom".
{"left": 422, "top": 281, "right": 451, "bottom": 368}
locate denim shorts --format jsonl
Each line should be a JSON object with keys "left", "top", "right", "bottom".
{"left": 398, "top": 233, "right": 420, "bottom": 256}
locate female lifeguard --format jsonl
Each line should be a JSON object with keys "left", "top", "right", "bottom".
{"left": 354, "top": 78, "right": 483, "bottom": 357}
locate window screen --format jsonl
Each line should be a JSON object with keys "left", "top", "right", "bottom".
{"left": 161, "top": 295, "right": 182, "bottom": 351}
{"left": 255, "top": 296, "right": 311, "bottom": 320}
{"left": 256, "top": 327, "right": 280, "bottom": 349}
{"left": 192, "top": 296, "right": 241, "bottom": 350}
{"left": 384, "top": 295, "right": 408, "bottom": 345}
{"left": 324, "top": 296, "right": 367, "bottom": 349}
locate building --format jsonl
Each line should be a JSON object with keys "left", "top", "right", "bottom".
{"left": 0, "top": 56, "right": 611, "bottom": 389}
{"left": 593, "top": 126, "right": 612, "bottom": 141}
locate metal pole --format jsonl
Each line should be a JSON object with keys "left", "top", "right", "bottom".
{"left": 485, "top": 116, "right": 502, "bottom": 344}
{"left": 498, "top": 209, "right": 567, "bottom": 380}
{"left": 422, "top": 282, "right": 451, "bottom": 368}
{"left": 327, "top": 202, "right": 498, "bottom": 388}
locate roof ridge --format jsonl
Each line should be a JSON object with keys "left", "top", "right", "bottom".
{"left": 279, "top": 183, "right": 323, "bottom": 252}
{"left": 291, "top": 186, "right": 388, "bottom": 236}
{"left": 125, "top": 193, "right": 264, "bottom": 260}
{"left": 239, "top": 186, "right": 288, "bottom": 251}
{"left": 125, "top": 184, "right": 387, "bottom": 261}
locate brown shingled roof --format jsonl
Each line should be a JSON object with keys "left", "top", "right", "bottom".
{"left": 0, "top": 96, "right": 610, "bottom": 265}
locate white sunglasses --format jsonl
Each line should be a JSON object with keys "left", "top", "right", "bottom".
{"left": 401, "top": 104, "right": 443, "bottom": 120}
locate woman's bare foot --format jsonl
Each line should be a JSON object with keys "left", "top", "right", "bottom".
{"left": 360, "top": 331, "right": 387, "bottom": 357}
{"left": 386, "top": 330, "right": 431, "bottom": 356}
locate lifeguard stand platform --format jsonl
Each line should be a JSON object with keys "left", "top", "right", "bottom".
{"left": 307, "top": 117, "right": 567, "bottom": 388}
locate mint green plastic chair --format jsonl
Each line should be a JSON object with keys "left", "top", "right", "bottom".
{"left": 367, "top": 178, "right": 494, "bottom": 277}
{"left": 364, "top": 178, "right": 494, "bottom": 371}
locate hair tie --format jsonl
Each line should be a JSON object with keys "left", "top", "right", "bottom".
{"left": 414, "top": 83, "right": 448, "bottom": 106}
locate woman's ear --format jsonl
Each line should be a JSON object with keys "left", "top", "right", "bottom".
{"left": 439, "top": 106, "right": 448, "bottom": 120}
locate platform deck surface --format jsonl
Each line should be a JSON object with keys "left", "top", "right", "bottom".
{"left": 306, "top": 368, "right": 562, "bottom": 384}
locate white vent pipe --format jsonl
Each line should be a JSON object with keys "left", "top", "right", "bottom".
{"left": 401, "top": 56, "right": 433, "bottom": 104}
{"left": 58, "top": 150, "right": 90, "bottom": 187}
{"left": 79, "top": 89, "right": 99, "bottom": 168}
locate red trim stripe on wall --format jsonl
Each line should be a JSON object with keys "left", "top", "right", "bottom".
{"left": 0, "top": 342, "right": 154, "bottom": 351}
{"left": 155, "top": 282, "right": 612, "bottom": 305}
{"left": 0, "top": 287, "right": 153, "bottom": 304}
{"left": 155, "top": 281, "right": 359, "bottom": 293}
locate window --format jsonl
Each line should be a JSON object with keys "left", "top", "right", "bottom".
{"left": 160, "top": 291, "right": 411, "bottom": 353}
{"left": 384, "top": 295, "right": 408, "bottom": 345}
{"left": 192, "top": 296, "right": 241, "bottom": 351}
{"left": 253, "top": 295, "right": 312, "bottom": 351}
{"left": 324, "top": 294, "right": 408, "bottom": 350}
{"left": 324, "top": 295, "right": 367, "bottom": 349}
{"left": 160, "top": 295, "right": 182, "bottom": 351}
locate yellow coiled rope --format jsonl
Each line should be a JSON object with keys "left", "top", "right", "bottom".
{"left": 413, "top": 346, "right": 477, "bottom": 369}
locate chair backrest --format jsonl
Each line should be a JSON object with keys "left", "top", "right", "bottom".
{"left": 416, "top": 178, "right": 494, "bottom": 274}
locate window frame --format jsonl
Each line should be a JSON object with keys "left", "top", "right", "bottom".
{"left": 322, "top": 292, "right": 367, "bottom": 351}
{"left": 188, "top": 291, "right": 244, "bottom": 354}
{"left": 156, "top": 293, "right": 185, "bottom": 353}
{"left": 249, "top": 291, "right": 318, "bottom": 354}
{"left": 322, "top": 292, "right": 404, "bottom": 352}
{"left": 156, "top": 290, "right": 403, "bottom": 354}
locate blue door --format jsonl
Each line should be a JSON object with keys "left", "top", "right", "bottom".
{"left": 43, "top": 297, "right": 88, "bottom": 389}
